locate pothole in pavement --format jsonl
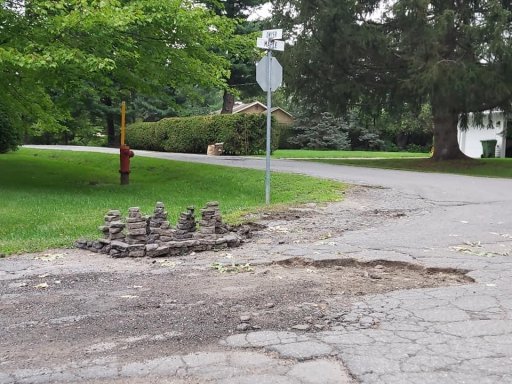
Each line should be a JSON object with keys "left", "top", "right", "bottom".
{"left": 0, "top": 257, "right": 473, "bottom": 364}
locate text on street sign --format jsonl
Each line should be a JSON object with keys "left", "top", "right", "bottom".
{"left": 256, "top": 38, "right": 285, "bottom": 51}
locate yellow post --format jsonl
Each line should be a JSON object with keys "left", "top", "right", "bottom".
{"left": 120, "top": 101, "right": 126, "bottom": 146}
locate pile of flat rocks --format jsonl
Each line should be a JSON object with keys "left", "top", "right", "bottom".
{"left": 175, "top": 206, "right": 196, "bottom": 240}
{"left": 76, "top": 201, "right": 244, "bottom": 258}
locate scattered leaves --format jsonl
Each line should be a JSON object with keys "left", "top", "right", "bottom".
{"left": 211, "top": 262, "right": 253, "bottom": 273}
{"left": 156, "top": 260, "right": 177, "bottom": 269}
{"left": 34, "top": 253, "right": 65, "bottom": 261}
{"left": 268, "top": 226, "right": 290, "bottom": 233}
{"left": 450, "top": 244, "right": 509, "bottom": 257}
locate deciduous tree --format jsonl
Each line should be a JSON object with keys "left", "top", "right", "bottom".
{"left": 1, "top": 0, "right": 235, "bottom": 148}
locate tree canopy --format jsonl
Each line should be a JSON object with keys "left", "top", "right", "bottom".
{"left": 205, "top": 0, "right": 269, "bottom": 114}
{"left": 276, "top": 0, "right": 512, "bottom": 160}
{"left": 0, "top": 0, "right": 237, "bottom": 145}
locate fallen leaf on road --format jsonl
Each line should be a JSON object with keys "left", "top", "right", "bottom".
{"left": 34, "top": 253, "right": 65, "bottom": 261}
{"left": 268, "top": 226, "right": 289, "bottom": 233}
{"left": 34, "top": 283, "right": 48, "bottom": 289}
{"left": 120, "top": 295, "right": 139, "bottom": 299}
{"left": 156, "top": 260, "right": 176, "bottom": 268}
{"left": 463, "top": 241, "right": 481, "bottom": 247}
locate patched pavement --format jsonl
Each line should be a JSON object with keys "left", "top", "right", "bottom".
{"left": 3, "top": 145, "right": 512, "bottom": 383}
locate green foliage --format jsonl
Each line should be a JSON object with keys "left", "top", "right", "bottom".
{"left": 127, "top": 114, "right": 280, "bottom": 155}
{"left": 277, "top": 123, "right": 297, "bottom": 149}
{"left": 204, "top": 0, "right": 269, "bottom": 112}
{"left": 311, "top": 158, "right": 512, "bottom": 179}
{"left": 0, "top": 104, "right": 19, "bottom": 153}
{"left": 275, "top": 0, "right": 512, "bottom": 159}
{"left": 289, "top": 112, "right": 351, "bottom": 150}
{"left": 1, "top": 0, "right": 236, "bottom": 141}
{"left": 347, "top": 105, "right": 432, "bottom": 151}
{"left": 0, "top": 149, "right": 344, "bottom": 254}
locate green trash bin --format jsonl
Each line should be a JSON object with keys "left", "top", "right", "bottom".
{"left": 481, "top": 140, "right": 497, "bottom": 158}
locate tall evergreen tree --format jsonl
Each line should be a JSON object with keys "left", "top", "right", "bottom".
{"left": 205, "top": 0, "right": 268, "bottom": 114}
{"left": 276, "top": 0, "right": 512, "bottom": 160}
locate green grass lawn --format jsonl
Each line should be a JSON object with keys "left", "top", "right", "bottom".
{"left": 311, "top": 158, "right": 512, "bottom": 178}
{"left": 0, "top": 149, "right": 345, "bottom": 255}
{"left": 271, "top": 149, "right": 429, "bottom": 159}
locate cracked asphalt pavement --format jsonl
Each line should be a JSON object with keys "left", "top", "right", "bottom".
{"left": 1, "top": 145, "right": 511, "bottom": 383}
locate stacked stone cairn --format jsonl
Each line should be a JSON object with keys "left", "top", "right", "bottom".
{"left": 123, "top": 207, "right": 147, "bottom": 257}
{"left": 76, "top": 209, "right": 125, "bottom": 253}
{"left": 147, "top": 202, "right": 168, "bottom": 243}
{"left": 175, "top": 206, "right": 196, "bottom": 240}
{"left": 199, "top": 202, "right": 228, "bottom": 236}
{"left": 76, "top": 201, "right": 244, "bottom": 258}
{"left": 103, "top": 210, "right": 125, "bottom": 241}
{"left": 125, "top": 208, "right": 147, "bottom": 243}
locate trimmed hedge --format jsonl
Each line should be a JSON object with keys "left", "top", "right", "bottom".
{"left": 127, "top": 114, "right": 280, "bottom": 155}
{"left": 126, "top": 114, "right": 279, "bottom": 155}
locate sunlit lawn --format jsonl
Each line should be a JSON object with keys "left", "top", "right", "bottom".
{"left": 310, "top": 158, "right": 512, "bottom": 178}
{"left": 271, "top": 149, "right": 429, "bottom": 159}
{"left": 0, "top": 149, "right": 345, "bottom": 255}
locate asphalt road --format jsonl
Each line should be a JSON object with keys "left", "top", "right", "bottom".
{"left": 24, "top": 144, "right": 512, "bottom": 203}
{"left": 9, "top": 144, "right": 512, "bottom": 384}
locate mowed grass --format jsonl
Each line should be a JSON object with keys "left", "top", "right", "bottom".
{"left": 311, "top": 158, "right": 512, "bottom": 178}
{"left": 0, "top": 149, "right": 345, "bottom": 255}
{"left": 271, "top": 149, "right": 429, "bottom": 159}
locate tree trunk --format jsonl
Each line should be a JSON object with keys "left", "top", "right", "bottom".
{"left": 431, "top": 108, "right": 469, "bottom": 161}
{"left": 101, "top": 96, "right": 117, "bottom": 147}
{"left": 220, "top": 90, "right": 235, "bottom": 114}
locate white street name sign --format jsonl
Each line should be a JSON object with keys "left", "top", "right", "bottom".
{"left": 262, "top": 29, "right": 283, "bottom": 40}
{"left": 256, "top": 37, "right": 285, "bottom": 51}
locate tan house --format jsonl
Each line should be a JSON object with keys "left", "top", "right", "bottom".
{"left": 230, "top": 101, "right": 294, "bottom": 125}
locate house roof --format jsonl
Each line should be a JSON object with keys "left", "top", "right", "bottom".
{"left": 270, "top": 107, "right": 294, "bottom": 119}
{"left": 230, "top": 101, "right": 294, "bottom": 119}
{"left": 232, "top": 101, "right": 266, "bottom": 113}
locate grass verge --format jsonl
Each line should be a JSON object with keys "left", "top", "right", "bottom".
{"left": 271, "top": 149, "right": 428, "bottom": 159}
{"left": 0, "top": 149, "right": 345, "bottom": 255}
{"left": 310, "top": 158, "right": 512, "bottom": 178}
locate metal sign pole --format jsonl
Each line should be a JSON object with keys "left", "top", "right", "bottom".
{"left": 265, "top": 49, "right": 272, "bottom": 205}
{"left": 257, "top": 28, "right": 284, "bottom": 205}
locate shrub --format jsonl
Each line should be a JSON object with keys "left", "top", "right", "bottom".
{"left": 277, "top": 123, "right": 300, "bottom": 149}
{"left": 288, "top": 112, "right": 351, "bottom": 150}
{"left": 127, "top": 114, "right": 280, "bottom": 155}
{"left": 0, "top": 107, "right": 19, "bottom": 153}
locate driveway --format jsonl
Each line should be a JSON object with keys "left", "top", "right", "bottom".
{"left": 1, "top": 145, "right": 511, "bottom": 383}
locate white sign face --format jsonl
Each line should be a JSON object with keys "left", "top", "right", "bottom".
{"left": 262, "top": 29, "right": 283, "bottom": 40}
{"left": 256, "top": 37, "right": 285, "bottom": 51}
{"left": 256, "top": 56, "right": 283, "bottom": 92}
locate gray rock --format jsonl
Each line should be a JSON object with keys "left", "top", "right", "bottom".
{"left": 237, "top": 323, "right": 252, "bottom": 331}
{"left": 292, "top": 324, "right": 311, "bottom": 331}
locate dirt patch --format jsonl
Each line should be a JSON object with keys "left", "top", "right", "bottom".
{"left": 0, "top": 186, "right": 468, "bottom": 372}
{"left": 0, "top": 257, "right": 471, "bottom": 368}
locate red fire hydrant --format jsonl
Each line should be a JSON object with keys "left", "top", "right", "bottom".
{"left": 120, "top": 144, "right": 134, "bottom": 185}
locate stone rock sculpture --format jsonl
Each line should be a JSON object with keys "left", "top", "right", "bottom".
{"left": 76, "top": 201, "right": 244, "bottom": 258}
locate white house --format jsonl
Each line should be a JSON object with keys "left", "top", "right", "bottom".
{"left": 457, "top": 111, "right": 508, "bottom": 158}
